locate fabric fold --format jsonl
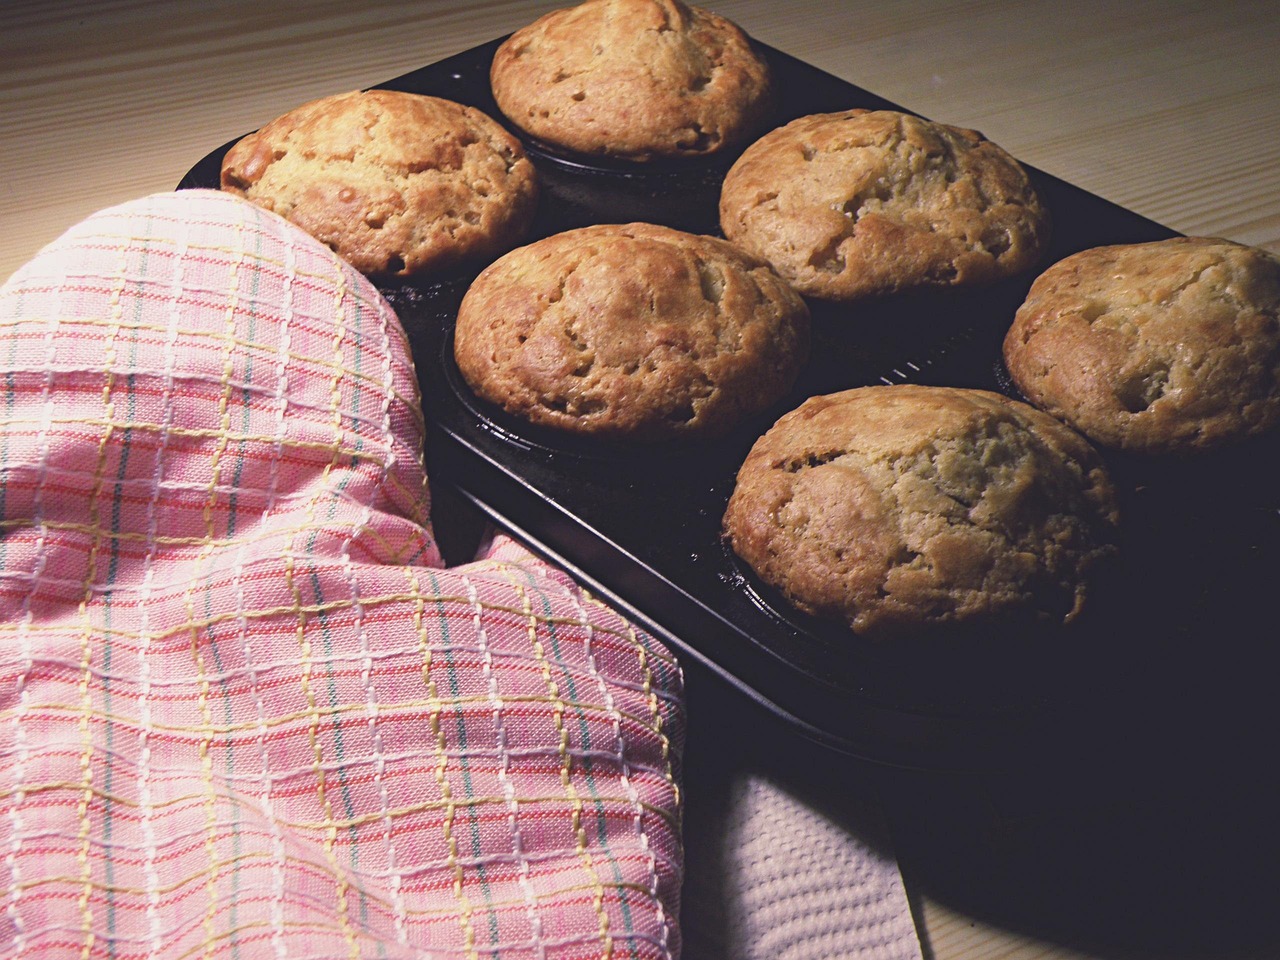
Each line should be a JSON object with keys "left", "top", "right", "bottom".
{"left": 0, "top": 190, "right": 684, "bottom": 960}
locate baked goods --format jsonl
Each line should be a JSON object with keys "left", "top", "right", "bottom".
{"left": 1003, "top": 237, "right": 1280, "bottom": 454}
{"left": 719, "top": 109, "right": 1051, "bottom": 301}
{"left": 453, "top": 222, "right": 810, "bottom": 439}
{"left": 489, "top": 0, "right": 773, "bottom": 161}
{"left": 723, "top": 385, "right": 1119, "bottom": 637}
{"left": 221, "top": 89, "right": 538, "bottom": 279}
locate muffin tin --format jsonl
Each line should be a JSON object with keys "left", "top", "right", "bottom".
{"left": 180, "top": 36, "right": 1279, "bottom": 772}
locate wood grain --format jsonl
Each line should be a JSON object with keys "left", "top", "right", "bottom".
{"left": 3, "top": 0, "right": 1277, "bottom": 284}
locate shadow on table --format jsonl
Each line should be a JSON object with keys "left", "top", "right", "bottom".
{"left": 883, "top": 733, "right": 1280, "bottom": 960}
{"left": 679, "top": 651, "right": 1280, "bottom": 960}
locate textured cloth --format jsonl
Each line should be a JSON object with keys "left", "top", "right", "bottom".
{"left": 679, "top": 673, "right": 923, "bottom": 960}
{"left": 712, "top": 774, "right": 921, "bottom": 960}
{"left": 0, "top": 190, "right": 684, "bottom": 959}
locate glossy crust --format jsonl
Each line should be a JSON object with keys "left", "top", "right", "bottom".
{"left": 221, "top": 89, "right": 538, "bottom": 278}
{"left": 723, "top": 385, "right": 1119, "bottom": 637}
{"left": 489, "top": 0, "right": 773, "bottom": 161}
{"left": 1003, "top": 237, "right": 1280, "bottom": 453}
{"left": 719, "top": 109, "right": 1050, "bottom": 301}
{"left": 453, "top": 222, "right": 810, "bottom": 439}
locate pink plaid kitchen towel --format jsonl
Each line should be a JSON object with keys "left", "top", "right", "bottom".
{"left": 0, "top": 190, "right": 684, "bottom": 959}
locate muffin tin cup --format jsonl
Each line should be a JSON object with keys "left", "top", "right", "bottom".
{"left": 180, "top": 36, "right": 1277, "bottom": 774}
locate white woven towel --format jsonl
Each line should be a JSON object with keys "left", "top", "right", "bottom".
{"left": 676, "top": 648, "right": 925, "bottom": 960}
{"left": 725, "top": 774, "right": 922, "bottom": 959}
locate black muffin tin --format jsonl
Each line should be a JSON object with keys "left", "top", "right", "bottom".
{"left": 181, "top": 36, "right": 1279, "bottom": 773}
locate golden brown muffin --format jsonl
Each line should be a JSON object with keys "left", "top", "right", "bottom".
{"left": 221, "top": 89, "right": 538, "bottom": 279}
{"left": 719, "top": 109, "right": 1050, "bottom": 301}
{"left": 489, "top": 0, "right": 773, "bottom": 161}
{"left": 1003, "top": 237, "right": 1280, "bottom": 454}
{"left": 723, "top": 385, "right": 1119, "bottom": 637}
{"left": 453, "top": 222, "right": 809, "bottom": 439}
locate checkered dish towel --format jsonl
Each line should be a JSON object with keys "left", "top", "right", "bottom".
{"left": 0, "top": 190, "right": 684, "bottom": 960}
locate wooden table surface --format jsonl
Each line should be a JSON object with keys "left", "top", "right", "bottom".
{"left": 3, "top": 2, "right": 1278, "bottom": 958}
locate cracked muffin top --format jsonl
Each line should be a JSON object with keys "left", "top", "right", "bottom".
{"left": 719, "top": 109, "right": 1050, "bottom": 301}
{"left": 452, "top": 222, "right": 810, "bottom": 440}
{"left": 489, "top": 0, "right": 773, "bottom": 161}
{"left": 1003, "top": 236, "right": 1280, "bottom": 454}
{"left": 220, "top": 89, "right": 538, "bottom": 279}
{"left": 723, "top": 385, "right": 1119, "bottom": 638}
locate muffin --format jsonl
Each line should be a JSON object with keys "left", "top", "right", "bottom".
{"left": 719, "top": 109, "right": 1050, "bottom": 301}
{"left": 723, "top": 385, "right": 1119, "bottom": 637}
{"left": 453, "top": 222, "right": 810, "bottom": 439}
{"left": 221, "top": 89, "right": 538, "bottom": 279}
{"left": 489, "top": 0, "right": 773, "bottom": 161}
{"left": 1003, "top": 236, "right": 1280, "bottom": 454}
